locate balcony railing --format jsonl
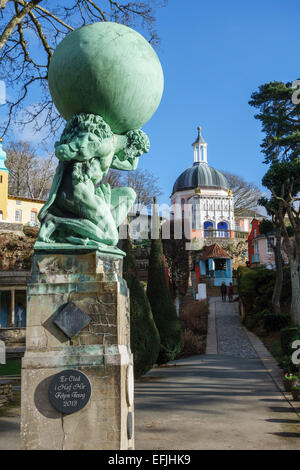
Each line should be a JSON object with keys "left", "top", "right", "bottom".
{"left": 191, "top": 229, "right": 248, "bottom": 240}
{"left": 214, "top": 270, "right": 231, "bottom": 278}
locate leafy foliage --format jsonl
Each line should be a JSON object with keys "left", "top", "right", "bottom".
{"left": 250, "top": 80, "right": 300, "bottom": 324}
{"left": 262, "top": 312, "right": 289, "bottom": 333}
{"left": 280, "top": 327, "right": 300, "bottom": 356}
{"left": 249, "top": 81, "right": 300, "bottom": 164}
{"left": 237, "top": 265, "right": 291, "bottom": 316}
{"left": 122, "top": 236, "right": 160, "bottom": 378}
{"left": 147, "top": 234, "right": 181, "bottom": 364}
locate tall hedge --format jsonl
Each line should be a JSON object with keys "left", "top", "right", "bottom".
{"left": 122, "top": 237, "right": 160, "bottom": 378}
{"left": 237, "top": 265, "right": 291, "bottom": 315}
{"left": 147, "top": 235, "right": 181, "bottom": 364}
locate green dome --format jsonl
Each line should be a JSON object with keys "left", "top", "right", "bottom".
{"left": 48, "top": 22, "right": 164, "bottom": 134}
{"left": 172, "top": 162, "right": 229, "bottom": 194}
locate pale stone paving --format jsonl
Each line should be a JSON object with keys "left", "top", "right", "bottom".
{"left": 215, "top": 298, "right": 257, "bottom": 358}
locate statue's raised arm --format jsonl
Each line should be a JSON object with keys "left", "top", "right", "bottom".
{"left": 111, "top": 129, "right": 150, "bottom": 171}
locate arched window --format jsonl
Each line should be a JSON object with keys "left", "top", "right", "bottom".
{"left": 204, "top": 221, "right": 213, "bottom": 238}
{"left": 0, "top": 210, "right": 3, "bottom": 221}
{"left": 217, "top": 221, "right": 228, "bottom": 238}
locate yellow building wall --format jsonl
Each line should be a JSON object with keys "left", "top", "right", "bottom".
{"left": 0, "top": 170, "right": 9, "bottom": 220}
{"left": 6, "top": 197, "right": 45, "bottom": 224}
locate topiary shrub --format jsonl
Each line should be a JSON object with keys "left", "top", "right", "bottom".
{"left": 263, "top": 311, "right": 290, "bottom": 332}
{"left": 280, "top": 327, "right": 300, "bottom": 356}
{"left": 122, "top": 237, "right": 160, "bottom": 378}
{"left": 147, "top": 235, "right": 181, "bottom": 365}
{"left": 238, "top": 266, "right": 275, "bottom": 315}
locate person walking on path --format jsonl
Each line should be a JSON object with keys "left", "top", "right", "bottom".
{"left": 227, "top": 282, "right": 234, "bottom": 302}
{"left": 220, "top": 282, "right": 227, "bottom": 302}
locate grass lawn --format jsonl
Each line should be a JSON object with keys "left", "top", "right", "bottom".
{"left": 0, "top": 358, "right": 21, "bottom": 376}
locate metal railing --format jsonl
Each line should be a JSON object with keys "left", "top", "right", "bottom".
{"left": 214, "top": 270, "right": 231, "bottom": 278}
{"left": 193, "top": 229, "right": 248, "bottom": 240}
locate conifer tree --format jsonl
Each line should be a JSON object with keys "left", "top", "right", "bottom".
{"left": 122, "top": 235, "right": 160, "bottom": 378}
{"left": 147, "top": 199, "right": 182, "bottom": 364}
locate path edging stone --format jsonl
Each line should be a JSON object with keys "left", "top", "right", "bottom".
{"left": 244, "top": 326, "right": 300, "bottom": 418}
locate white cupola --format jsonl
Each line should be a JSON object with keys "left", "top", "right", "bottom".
{"left": 192, "top": 126, "right": 208, "bottom": 163}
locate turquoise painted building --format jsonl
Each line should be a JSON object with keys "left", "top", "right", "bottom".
{"left": 198, "top": 243, "right": 232, "bottom": 287}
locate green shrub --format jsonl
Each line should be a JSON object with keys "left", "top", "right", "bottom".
{"left": 263, "top": 312, "right": 290, "bottom": 332}
{"left": 244, "top": 311, "right": 264, "bottom": 330}
{"left": 122, "top": 237, "right": 160, "bottom": 378}
{"left": 238, "top": 266, "right": 275, "bottom": 314}
{"left": 238, "top": 265, "right": 292, "bottom": 317}
{"left": 147, "top": 236, "right": 181, "bottom": 365}
{"left": 280, "top": 327, "right": 300, "bottom": 356}
{"left": 0, "top": 358, "right": 21, "bottom": 376}
{"left": 281, "top": 355, "right": 299, "bottom": 374}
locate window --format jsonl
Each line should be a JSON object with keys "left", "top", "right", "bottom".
{"left": 204, "top": 221, "right": 213, "bottom": 237}
{"left": 0, "top": 210, "right": 2, "bottom": 221}
{"left": 30, "top": 211, "right": 37, "bottom": 224}
{"left": 16, "top": 200, "right": 22, "bottom": 205}
{"left": 267, "top": 237, "right": 275, "bottom": 254}
{"left": 0, "top": 175, "right": 2, "bottom": 183}
{"left": 15, "top": 209, "right": 22, "bottom": 222}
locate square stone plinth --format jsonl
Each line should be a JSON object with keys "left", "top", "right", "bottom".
{"left": 21, "top": 251, "right": 134, "bottom": 450}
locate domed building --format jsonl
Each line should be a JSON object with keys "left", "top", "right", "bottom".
{"left": 170, "top": 127, "right": 235, "bottom": 239}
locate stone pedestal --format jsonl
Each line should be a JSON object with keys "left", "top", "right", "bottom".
{"left": 21, "top": 251, "right": 134, "bottom": 450}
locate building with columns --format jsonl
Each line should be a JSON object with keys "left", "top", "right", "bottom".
{"left": 170, "top": 127, "right": 252, "bottom": 242}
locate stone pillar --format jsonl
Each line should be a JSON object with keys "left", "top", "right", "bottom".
{"left": 21, "top": 251, "right": 134, "bottom": 450}
{"left": 8, "top": 288, "right": 15, "bottom": 327}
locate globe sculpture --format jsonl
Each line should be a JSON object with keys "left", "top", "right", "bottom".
{"left": 36, "top": 22, "right": 164, "bottom": 256}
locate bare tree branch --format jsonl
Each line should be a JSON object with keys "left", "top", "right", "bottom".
{"left": 0, "top": 0, "right": 41, "bottom": 51}
{"left": 0, "top": 0, "right": 166, "bottom": 139}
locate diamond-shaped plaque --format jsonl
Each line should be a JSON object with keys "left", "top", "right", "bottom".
{"left": 53, "top": 302, "right": 90, "bottom": 339}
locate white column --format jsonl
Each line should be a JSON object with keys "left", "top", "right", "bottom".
{"left": 203, "top": 144, "right": 207, "bottom": 163}
{"left": 9, "top": 289, "right": 15, "bottom": 327}
{"left": 193, "top": 146, "right": 197, "bottom": 162}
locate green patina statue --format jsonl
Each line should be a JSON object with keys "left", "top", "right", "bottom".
{"left": 35, "top": 22, "right": 163, "bottom": 256}
{"left": 37, "top": 113, "right": 149, "bottom": 254}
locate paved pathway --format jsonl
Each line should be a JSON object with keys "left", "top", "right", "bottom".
{"left": 134, "top": 297, "right": 300, "bottom": 450}
{"left": 2, "top": 297, "right": 300, "bottom": 450}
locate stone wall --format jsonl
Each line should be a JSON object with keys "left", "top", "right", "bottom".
{"left": 0, "top": 232, "right": 35, "bottom": 270}
{"left": 0, "top": 380, "right": 13, "bottom": 408}
{"left": 0, "top": 222, "right": 23, "bottom": 232}
{"left": 0, "top": 327, "right": 26, "bottom": 346}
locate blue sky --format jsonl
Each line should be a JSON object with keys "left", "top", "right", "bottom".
{"left": 139, "top": 0, "right": 300, "bottom": 203}
{"left": 4, "top": 0, "right": 300, "bottom": 205}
